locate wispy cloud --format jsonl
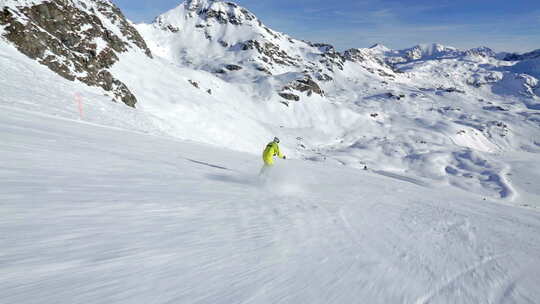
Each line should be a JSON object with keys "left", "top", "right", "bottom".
{"left": 371, "top": 9, "right": 394, "bottom": 18}
{"left": 302, "top": 7, "right": 327, "bottom": 14}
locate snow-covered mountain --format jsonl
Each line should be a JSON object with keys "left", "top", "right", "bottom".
{"left": 1, "top": 0, "right": 540, "bottom": 202}
{"left": 378, "top": 43, "right": 497, "bottom": 64}
{"left": 136, "top": 0, "right": 354, "bottom": 103}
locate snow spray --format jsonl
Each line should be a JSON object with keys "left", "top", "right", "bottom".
{"left": 75, "top": 93, "right": 84, "bottom": 119}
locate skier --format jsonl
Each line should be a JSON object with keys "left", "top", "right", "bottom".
{"left": 259, "top": 137, "right": 286, "bottom": 176}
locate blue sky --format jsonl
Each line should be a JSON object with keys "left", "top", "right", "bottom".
{"left": 112, "top": 0, "right": 540, "bottom": 53}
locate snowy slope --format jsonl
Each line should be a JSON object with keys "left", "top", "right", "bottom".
{"left": 511, "top": 58, "right": 540, "bottom": 80}
{"left": 3, "top": 0, "right": 540, "bottom": 202}
{"left": 2, "top": 90, "right": 540, "bottom": 304}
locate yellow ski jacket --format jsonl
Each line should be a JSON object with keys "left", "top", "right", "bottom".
{"left": 262, "top": 142, "right": 284, "bottom": 165}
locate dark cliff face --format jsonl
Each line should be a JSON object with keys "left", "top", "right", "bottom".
{"left": 0, "top": 0, "right": 152, "bottom": 107}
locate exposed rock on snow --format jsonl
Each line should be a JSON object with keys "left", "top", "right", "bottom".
{"left": 224, "top": 64, "right": 242, "bottom": 71}
{"left": 278, "top": 92, "right": 300, "bottom": 103}
{"left": 343, "top": 48, "right": 399, "bottom": 76}
{"left": 239, "top": 39, "right": 299, "bottom": 67}
{"left": 281, "top": 75, "right": 324, "bottom": 98}
{"left": 188, "top": 79, "right": 199, "bottom": 88}
{"left": 0, "top": 0, "right": 151, "bottom": 107}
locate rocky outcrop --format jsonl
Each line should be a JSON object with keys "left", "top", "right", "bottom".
{"left": 465, "top": 47, "right": 496, "bottom": 58}
{"left": 291, "top": 75, "right": 324, "bottom": 96}
{"left": 278, "top": 92, "right": 300, "bottom": 102}
{"left": 225, "top": 64, "right": 242, "bottom": 71}
{"left": 0, "top": 0, "right": 152, "bottom": 107}
{"left": 343, "top": 48, "right": 399, "bottom": 77}
{"left": 343, "top": 48, "right": 370, "bottom": 63}
{"left": 240, "top": 40, "right": 299, "bottom": 67}
{"left": 311, "top": 43, "right": 345, "bottom": 71}
{"left": 188, "top": 79, "right": 200, "bottom": 88}
{"left": 280, "top": 75, "right": 324, "bottom": 100}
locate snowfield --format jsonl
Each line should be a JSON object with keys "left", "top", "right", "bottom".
{"left": 2, "top": 96, "right": 540, "bottom": 304}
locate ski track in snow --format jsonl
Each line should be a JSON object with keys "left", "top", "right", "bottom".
{"left": 372, "top": 170, "right": 430, "bottom": 188}
{"left": 2, "top": 107, "right": 540, "bottom": 304}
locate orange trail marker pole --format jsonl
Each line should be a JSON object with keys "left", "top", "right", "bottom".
{"left": 75, "top": 93, "right": 84, "bottom": 120}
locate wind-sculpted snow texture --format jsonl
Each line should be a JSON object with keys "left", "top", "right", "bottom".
{"left": 1, "top": 0, "right": 540, "bottom": 202}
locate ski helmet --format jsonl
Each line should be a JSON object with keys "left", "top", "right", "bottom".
{"left": 273, "top": 137, "right": 280, "bottom": 143}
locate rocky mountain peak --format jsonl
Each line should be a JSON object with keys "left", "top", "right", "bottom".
{"left": 369, "top": 43, "right": 390, "bottom": 53}
{"left": 466, "top": 46, "right": 496, "bottom": 58}
{"left": 156, "top": 0, "right": 258, "bottom": 28}
{"left": 184, "top": 0, "right": 223, "bottom": 15}
{"left": 186, "top": 0, "right": 211, "bottom": 10}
